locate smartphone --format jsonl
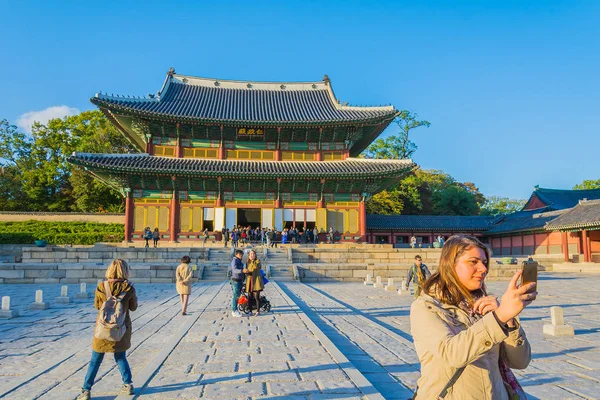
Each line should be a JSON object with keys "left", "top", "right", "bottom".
{"left": 521, "top": 259, "right": 538, "bottom": 290}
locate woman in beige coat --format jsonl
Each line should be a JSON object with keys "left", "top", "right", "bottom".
{"left": 176, "top": 255, "right": 193, "bottom": 315}
{"left": 410, "top": 235, "right": 536, "bottom": 399}
{"left": 243, "top": 250, "right": 263, "bottom": 316}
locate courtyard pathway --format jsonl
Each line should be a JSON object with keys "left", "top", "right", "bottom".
{"left": 0, "top": 274, "right": 599, "bottom": 399}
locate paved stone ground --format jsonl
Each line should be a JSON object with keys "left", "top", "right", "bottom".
{"left": 0, "top": 273, "right": 599, "bottom": 399}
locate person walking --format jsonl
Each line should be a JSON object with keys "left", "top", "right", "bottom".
{"left": 143, "top": 227, "right": 152, "bottom": 248}
{"left": 410, "top": 235, "right": 535, "bottom": 400}
{"left": 266, "top": 229, "right": 272, "bottom": 248}
{"left": 230, "top": 249, "right": 244, "bottom": 317}
{"left": 313, "top": 227, "right": 319, "bottom": 244}
{"left": 406, "top": 255, "right": 431, "bottom": 299}
{"left": 202, "top": 228, "right": 209, "bottom": 246}
{"left": 176, "top": 256, "right": 193, "bottom": 315}
{"left": 224, "top": 228, "right": 230, "bottom": 247}
{"left": 410, "top": 235, "right": 417, "bottom": 248}
{"left": 77, "top": 259, "right": 138, "bottom": 400}
{"left": 152, "top": 228, "right": 160, "bottom": 248}
{"left": 328, "top": 227, "right": 334, "bottom": 243}
{"left": 243, "top": 249, "right": 264, "bottom": 316}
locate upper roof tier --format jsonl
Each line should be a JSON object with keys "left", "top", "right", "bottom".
{"left": 523, "top": 186, "right": 600, "bottom": 211}
{"left": 91, "top": 69, "right": 398, "bottom": 126}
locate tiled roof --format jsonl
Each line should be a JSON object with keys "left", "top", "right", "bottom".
{"left": 366, "top": 215, "right": 497, "bottom": 231}
{"left": 91, "top": 72, "right": 398, "bottom": 126}
{"left": 523, "top": 187, "right": 600, "bottom": 211}
{"left": 485, "top": 208, "right": 565, "bottom": 235}
{"left": 546, "top": 199, "right": 600, "bottom": 231}
{"left": 68, "top": 153, "right": 414, "bottom": 179}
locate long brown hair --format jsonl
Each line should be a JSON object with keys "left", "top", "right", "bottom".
{"left": 423, "top": 235, "right": 490, "bottom": 306}
{"left": 105, "top": 259, "right": 130, "bottom": 280}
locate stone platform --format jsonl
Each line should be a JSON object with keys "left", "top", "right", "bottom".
{"left": 0, "top": 273, "right": 599, "bottom": 399}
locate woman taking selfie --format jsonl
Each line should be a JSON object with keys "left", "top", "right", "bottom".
{"left": 410, "top": 235, "right": 536, "bottom": 400}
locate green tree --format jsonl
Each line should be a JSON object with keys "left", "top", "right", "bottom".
{"left": 0, "top": 111, "right": 133, "bottom": 212}
{"left": 366, "top": 190, "right": 405, "bottom": 215}
{"left": 431, "top": 185, "right": 480, "bottom": 215}
{"left": 573, "top": 179, "right": 600, "bottom": 190}
{"left": 363, "top": 110, "right": 430, "bottom": 160}
{"left": 480, "top": 196, "right": 526, "bottom": 216}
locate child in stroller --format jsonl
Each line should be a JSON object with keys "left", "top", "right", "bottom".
{"left": 237, "top": 268, "right": 271, "bottom": 314}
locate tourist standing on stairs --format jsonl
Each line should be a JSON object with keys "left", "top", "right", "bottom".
{"left": 406, "top": 255, "right": 431, "bottom": 299}
{"left": 152, "top": 228, "right": 160, "bottom": 248}
{"left": 230, "top": 249, "right": 244, "bottom": 317}
{"left": 77, "top": 259, "right": 138, "bottom": 400}
{"left": 410, "top": 235, "right": 534, "bottom": 400}
{"left": 143, "top": 227, "right": 152, "bottom": 248}
{"left": 203, "top": 228, "right": 209, "bottom": 246}
{"left": 176, "top": 256, "right": 193, "bottom": 315}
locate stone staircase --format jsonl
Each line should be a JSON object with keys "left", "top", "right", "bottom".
{"left": 264, "top": 248, "right": 293, "bottom": 281}
{"left": 201, "top": 248, "right": 232, "bottom": 280}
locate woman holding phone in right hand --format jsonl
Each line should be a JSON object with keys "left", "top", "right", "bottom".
{"left": 410, "top": 235, "right": 536, "bottom": 400}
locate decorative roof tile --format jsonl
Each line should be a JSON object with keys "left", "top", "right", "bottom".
{"left": 485, "top": 208, "right": 565, "bottom": 235}
{"left": 545, "top": 199, "right": 600, "bottom": 231}
{"left": 92, "top": 73, "right": 398, "bottom": 125}
{"left": 366, "top": 215, "right": 497, "bottom": 231}
{"left": 68, "top": 153, "right": 414, "bottom": 179}
{"left": 523, "top": 187, "right": 600, "bottom": 211}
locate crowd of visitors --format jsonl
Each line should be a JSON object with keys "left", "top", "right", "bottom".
{"left": 218, "top": 225, "right": 334, "bottom": 247}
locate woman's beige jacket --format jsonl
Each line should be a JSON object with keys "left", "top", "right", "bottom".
{"left": 175, "top": 263, "right": 193, "bottom": 295}
{"left": 410, "top": 293, "right": 531, "bottom": 400}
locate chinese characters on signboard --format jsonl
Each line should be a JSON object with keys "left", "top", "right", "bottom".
{"left": 237, "top": 128, "right": 264, "bottom": 136}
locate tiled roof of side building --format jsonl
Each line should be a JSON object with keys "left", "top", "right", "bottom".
{"left": 366, "top": 215, "right": 497, "bottom": 231}
{"left": 68, "top": 153, "right": 415, "bottom": 179}
{"left": 546, "top": 199, "right": 600, "bottom": 231}
{"left": 485, "top": 208, "right": 566, "bottom": 235}
{"left": 91, "top": 71, "right": 398, "bottom": 125}
{"left": 523, "top": 187, "right": 600, "bottom": 211}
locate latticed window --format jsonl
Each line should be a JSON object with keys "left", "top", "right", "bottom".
{"left": 223, "top": 192, "right": 233, "bottom": 201}
{"left": 160, "top": 190, "right": 172, "bottom": 199}
{"left": 282, "top": 193, "right": 291, "bottom": 201}
{"left": 266, "top": 192, "right": 275, "bottom": 200}
{"left": 179, "top": 191, "right": 189, "bottom": 200}
{"left": 133, "top": 189, "right": 143, "bottom": 198}
{"left": 308, "top": 142, "right": 318, "bottom": 150}
{"left": 210, "top": 140, "right": 220, "bottom": 148}
{"left": 351, "top": 193, "right": 360, "bottom": 202}
{"left": 206, "top": 191, "right": 217, "bottom": 200}
{"left": 224, "top": 141, "right": 234, "bottom": 149}
{"left": 181, "top": 139, "right": 191, "bottom": 147}
{"left": 309, "top": 193, "right": 319, "bottom": 201}
{"left": 266, "top": 142, "right": 277, "bottom": 150}
{"left": 280, "top": 142, "right": 290, "bottom": 150}
{"left": 324, "top": 193, "right": 334, "bottom": 202}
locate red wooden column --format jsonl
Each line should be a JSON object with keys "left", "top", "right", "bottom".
{"left": 359, "top": 200, "right": 367, "bottom": 242}
{"left": 582, "top": 229, "right": 590, "bottom": 262}
{"left": 175, "top": 123, "right": 183, "bottom": 158}
{"left": 124, "top": 190, "right": 134, "bottom": 242}
{"left": 562, "top": 232, "right": 569, "bottom": 262}
{"left": 169, "top": 188, "right": 179, "bottom": 242}
{"left": 145, "top": 140, "right": 154, "bottom": 155}
{"left": 275, "top": 127, "right": 282, "bottom": 161}
{"left": 218, "top": 125, "right": 226, "bottom": 159}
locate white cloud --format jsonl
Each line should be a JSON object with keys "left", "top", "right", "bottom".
{"left": 17, "top": 105, "right": 80, "bottom": 133}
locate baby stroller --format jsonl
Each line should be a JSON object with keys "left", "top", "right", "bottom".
{"left": 237, "top": 270, "right": 271, "bottom": 314}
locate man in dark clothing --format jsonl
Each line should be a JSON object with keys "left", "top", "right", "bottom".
{"left": 406, "top": 255, "right": 431, "bottom": 299}
{"left": 230, "top": 250, "right": 244, "bottom": 317}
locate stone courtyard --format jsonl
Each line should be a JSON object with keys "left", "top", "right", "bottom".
{"left": 1, "top": 273, "right": 599, "bottom": 399}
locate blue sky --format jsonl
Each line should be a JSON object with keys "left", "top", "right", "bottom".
{"left": 1, "top": 1, "right": 599, "bottom": 200}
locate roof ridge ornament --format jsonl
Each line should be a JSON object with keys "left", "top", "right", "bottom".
{"left": 167, "top": 67, "right": 176, "bottom": 76}
{"left": 323, "top": 74, "right": 330, "bottom": 84}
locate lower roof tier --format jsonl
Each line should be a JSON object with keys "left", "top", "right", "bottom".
{"left": 69, "top": 153, "right": 414, "bottom": 180}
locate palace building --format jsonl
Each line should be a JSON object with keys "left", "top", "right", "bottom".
{"left": 70, "top": 69, "right": 414, "bottom": 242}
